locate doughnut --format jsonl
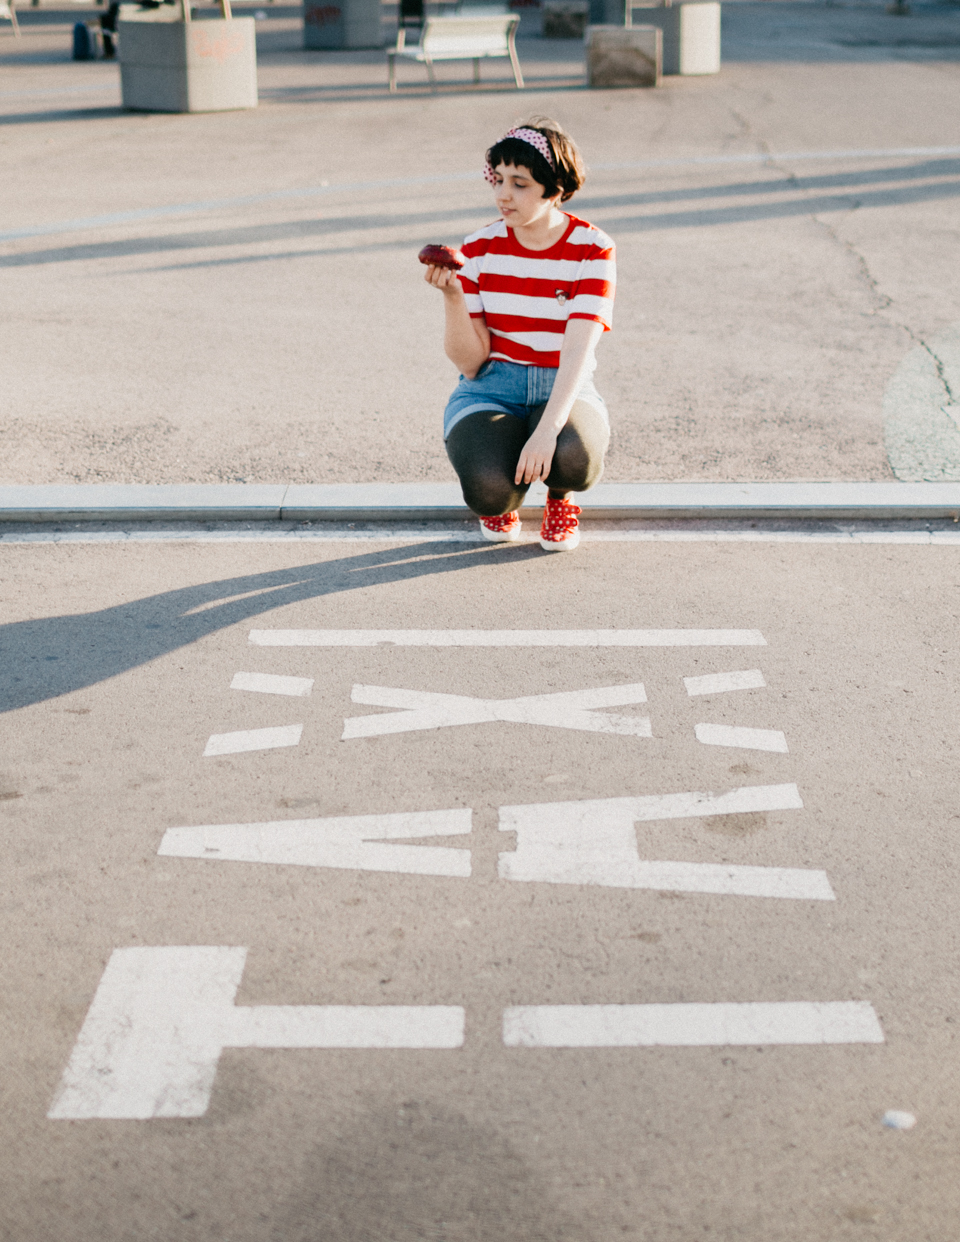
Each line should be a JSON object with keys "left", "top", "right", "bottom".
{"left": 418, "top": 244, "right": 465, "bottom": 271}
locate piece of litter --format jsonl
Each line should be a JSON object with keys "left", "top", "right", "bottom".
{"left": 882, "top": 1110, "right": 916, "bottom": 1130}
{"left": 254, "top": 9, "right": 268, "bottom": 16}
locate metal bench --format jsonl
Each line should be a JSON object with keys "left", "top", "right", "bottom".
{"left": 388, "top": 13, "right": 524, "bottom": 92}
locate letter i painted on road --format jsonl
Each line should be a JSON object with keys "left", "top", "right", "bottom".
{"left": 48, "top": 948, "right": 465, "bottom": 1120}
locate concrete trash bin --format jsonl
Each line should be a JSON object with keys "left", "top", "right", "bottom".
{"left": 586, "top": 23, "right": 661, "bottom": 87}
{"left": 304, "top": 0, "right": 383, "bottom": 49}
{"left": 118, "top": 1, "right": 257, "bottom": 113}
{"left": 543, "top": 0, "right": 588, "bottom": 37}
{"left": 627, "top": 0, "right": 720, "bottom": 74}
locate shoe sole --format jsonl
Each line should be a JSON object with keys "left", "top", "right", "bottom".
{"left": 481, "top": 524, "right": 521, "bottom": 543}
{"left": 539, "top": 529, "right": 580, "bottom": 552}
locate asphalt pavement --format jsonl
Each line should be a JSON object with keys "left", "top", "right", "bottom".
{"left": 3, "top": 3, "right": 960, "bottom": 1238}
{"left": 1, "top": 2, "right": 959, "bottom": 485}
{"left": 2, "top": 531, "right": 960, "bottom": 1240}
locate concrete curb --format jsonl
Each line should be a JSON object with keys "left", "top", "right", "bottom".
{"left": 3, "top": 482, "right": 960, "bottom": 523}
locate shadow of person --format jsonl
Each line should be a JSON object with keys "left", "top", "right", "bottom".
{"left": 265, "top": 1098, "right": 590, "bottom": 1242}
{"left": 0, "top": 539, "right": 541, "bottom": 715}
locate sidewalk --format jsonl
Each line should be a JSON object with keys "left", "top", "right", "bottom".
{"left": 4, "top": 480, "right": 960, "bottom": 521}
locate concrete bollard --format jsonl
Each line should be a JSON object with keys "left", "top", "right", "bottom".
{"left": 303, "top": 0, "right": 383, "bottom": 49}
{"left": 586, "top": 23, "right": 662, "bottom": 87}
{"left": 627, "top": 1, "right": 720, "bottom": 75}
{"left": 118, "top": 7, "right": 258, "bottom": 112}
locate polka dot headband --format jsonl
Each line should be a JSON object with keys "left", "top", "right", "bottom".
{"left": 483, "top": 127, "right": 556, "bottom": 184}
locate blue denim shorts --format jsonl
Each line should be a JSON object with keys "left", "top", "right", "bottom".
{"left": 443, "top": 358, "right": 609, "bottom": 440}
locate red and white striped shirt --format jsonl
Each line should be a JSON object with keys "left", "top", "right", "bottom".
{"left": 459, "top": 214, "right": 616, "bottom": 369}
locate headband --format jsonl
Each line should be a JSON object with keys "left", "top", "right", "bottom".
{"left": 483, "top": 127, "right": 556, "bottom": 185}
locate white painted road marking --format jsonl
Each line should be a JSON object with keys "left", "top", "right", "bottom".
{"left": 203, "top": 724, "right": 303, "bottom": 756}
{"left": 498, "top": 785, "right": 831, "bottom": 899}
{"left": 230, "top": 672, "right": 314, "bottom": 697}
{"left": 502, "top": 1002, "right": 885, "bottom": 1047}
{"left": 7, "top": 526, "right": 960, "bottom": 546}
{"left": 156, "top": 796, "right": 825, "bottom": 896}
{"left": 684, "top": 669, "right": 766, "bottom": 696}
{"left": 159, "top": 808, "right": 472, "bottom": 877}
{"left": 250, "top": 629, "right": 767, "bottom": 647}
{"left": 9, "top": 526, "right": 960, "bottom": 546}
{"left": 695, "top": 723, "right": 789, "bottom": 753}
{"left": 48, "top": 947, "right": 465, "bottom": 1120}
{"left": 343, "top": 683, "right": 651, "bottom": 740}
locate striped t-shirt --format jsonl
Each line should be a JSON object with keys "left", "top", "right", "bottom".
{"left": 459, "top": 214, "right": 616, "bottom": 369}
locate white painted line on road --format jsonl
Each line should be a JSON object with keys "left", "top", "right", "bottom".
{"left": 695, "top": 723, "right": 789, "bottom": 753}
{"left": 203, "top": 724, "right": 303, "bottom": 756}
{"left": 230, "top": 671, "right": 314, "bottom": 697}
{"left": 343, "top": 683, "right": 651, "bottom": 740}
{"left": 684, "top": 669, "right": 766, "bottom": 696}
{"left": 48, "top": 947, "right": 464, "bottom": 1119}
{"left": 159, "top": 808, "right": 472, "bottom": 877}
{"left": 502, "top": 1002, "right": 884, "bottom": 1047}
{"left": 251, "top": 629, "right": 767, "bottom": 647}
{"left": 7, "top": 527, "right": 960, "bottom": 546}
{"left": 498, "top": 785, "right": 830, "bottom": 899}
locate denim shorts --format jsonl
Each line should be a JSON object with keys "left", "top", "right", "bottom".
{"left": 443, "top": 358, "right": 609, "bottom": 440}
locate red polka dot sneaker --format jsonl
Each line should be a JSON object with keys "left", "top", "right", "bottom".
{"left": 539, "top": 495, "right": 581, "bottom": 552}
{"left": 479, "top": 511, "right": 522, "bottom": 542}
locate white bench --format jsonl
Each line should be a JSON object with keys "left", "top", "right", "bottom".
{"left": 0, "top": 0, "right": 20, "bottom": 38}
{"left": 388, "top": 14, "right": 524, "bottom": 91}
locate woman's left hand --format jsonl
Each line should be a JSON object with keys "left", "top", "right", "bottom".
{"left": 515, "top": 424, "right": 559, "bottom": 485}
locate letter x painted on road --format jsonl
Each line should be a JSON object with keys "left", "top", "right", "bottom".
{"left": 342, "top": 682, "right": 651, "bottom": 740}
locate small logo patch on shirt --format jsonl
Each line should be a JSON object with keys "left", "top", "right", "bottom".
{"left": 555, "top": 290, "right": 568, "bottom": 304}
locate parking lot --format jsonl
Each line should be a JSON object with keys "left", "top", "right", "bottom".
{"left": 3, "top": 0, "right": 960, "bottom": 1236}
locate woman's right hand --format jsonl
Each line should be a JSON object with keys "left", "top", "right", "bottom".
{"left": 423, "top": 263, "right": 464, "bottom": 296}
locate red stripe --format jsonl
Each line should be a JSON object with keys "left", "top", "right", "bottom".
{"left": 478, "top": 275, "right": 574, "bottom": 297}
{"left": 479, "top": 274, "right": 612, "bottom": 294}
{"left": 489, "top": 337, "right": 562, "bottom": 367}
{"left": 484, "top": 314, "right": 568, "bottom": 335}
{"left": 486, "top": 311, "right": 610, "bottom": 333}
{"left": 567, "top": 313, "right": 610, "bottom": 329}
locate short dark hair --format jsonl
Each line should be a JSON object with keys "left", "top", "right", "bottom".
{"left": 485, "top": 117, "right": 585, "bottom": 203}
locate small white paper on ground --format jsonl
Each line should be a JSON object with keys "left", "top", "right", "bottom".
{"left": 203, "top": 724, "right": 303, "bottom": 756}
{"left": 882, "top": 1110, "right": 917, "bottom": 1130}
{"left": 230, "top": 672, "right": 314, "bottom": 697}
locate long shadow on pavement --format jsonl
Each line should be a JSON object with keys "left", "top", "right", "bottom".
{"left": 0, "top": 539, "right": 541, "bottom": 714}
{"left": 5, "top": 157, "right": 958, "bottom": 270}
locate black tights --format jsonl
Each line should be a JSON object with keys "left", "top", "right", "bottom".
{"left": 445, "top": 401, "right": 609, "bottom": 517}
